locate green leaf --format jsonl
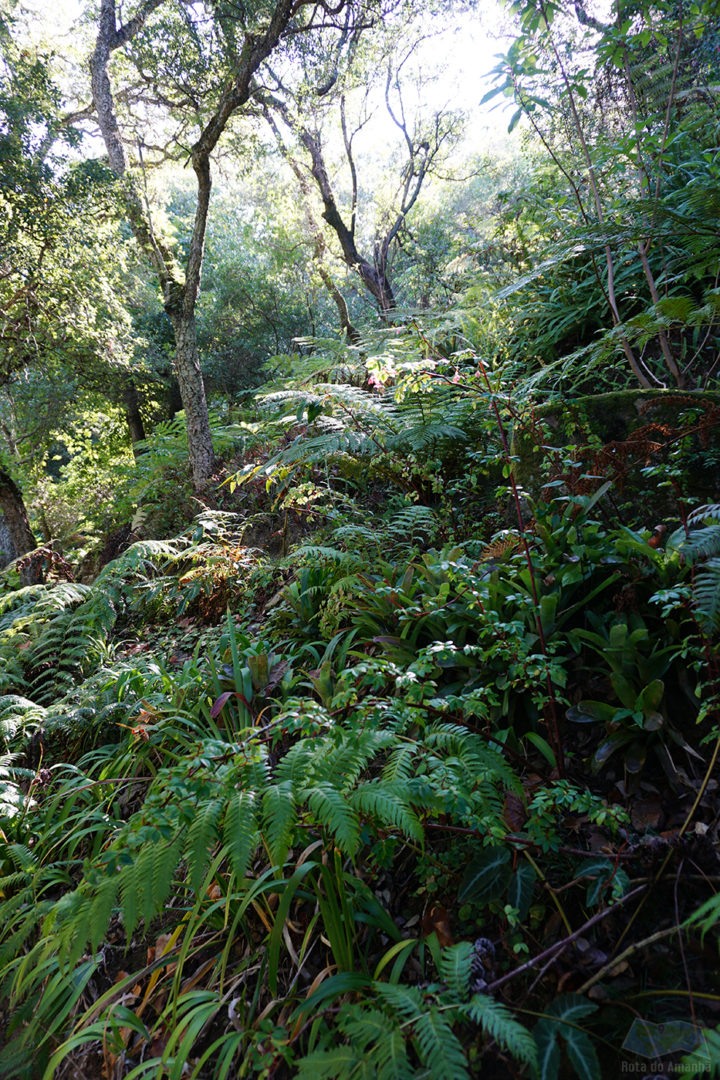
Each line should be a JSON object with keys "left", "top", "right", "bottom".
{"left": 547, "top": 992, "right": 598, "bottom": 1023}
{"left": 480, "top": 81, "right": 511, "bottom": 106}
{"left": 534, "top": 1020, "right": 562, "bottom": 1080}
{"left": 458, "top": 848, "right": 512, "bottom": 904}
{"left": 540, "top": 593, "right": 558, "bottom": 635}
{"left": 610, "top": 672, "right": 638, "bottom": 710}
{"left": 565, "top": 1027, "right": 601, "bottom": 1080}
{"left": 508, "top": 862, "right": 536, "bottom": 920}
{"left": 524, "top": 732, "right": 557, "bottom": 767}
{"left": 508, "top": 108, "right": 523, "bottom": 133}
{"left": 267, "top": 861, "right": 318, "bottom": 997}
{"left": 635, "top": 679, "right": 664, "bottom": 713}
{"left": 566, "top": 700, "right": 617, "bottom": 724}
{"left": 576, "top": 859, "right": 628, "bottom": 906}
{"left": 592, "top": 730, "right": 633, "bottom": 769}
{"left": 295, "top": 972, "right": 372, "bottom": 1015}
{"left": 624, "top": 742, "right": 647, "bottom": 774}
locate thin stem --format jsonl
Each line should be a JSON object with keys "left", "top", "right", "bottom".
{"left": 577, "top": 925, "right": 680, "bottom": 995}
{"left": 474, "top": 354, "right": 565, "bottom": 774}
{"left": 485, "top": 885, "right": 646, "bottom": 994}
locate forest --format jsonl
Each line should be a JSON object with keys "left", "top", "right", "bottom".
{"left": 0, "top": 0, "right": 719, "bottom": 1075}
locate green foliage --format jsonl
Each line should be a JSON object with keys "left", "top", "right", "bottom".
{"left": 295, "top": 942, "right": 538, "bottom": 1078}
{"left": 482, "top": 0, "right": 720, "bottom": 390}
{"left": 668, "top": 505, "right": 720, "bottom": 633}
{"left": 533, "top": 994, "right": 600, "bottom": 1080}
{"left": 0, "top": 2, "right": 718, "bottom": 1073}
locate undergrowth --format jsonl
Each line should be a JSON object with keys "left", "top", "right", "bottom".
{"left": 0, "top": 352, "right": 719, "bottom": 1078}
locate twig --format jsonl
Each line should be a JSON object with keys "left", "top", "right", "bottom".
{"left": 577, "top": 925, "right": 680, "bottom": 995}
{"left": 674, "top": 859, "right": 696, "bottom": 1025}
{"left": 485, "top": 885, "right": 646, "bottom": 994}
{"left": 614, "top": 731, "right": 720, "bottom": 953}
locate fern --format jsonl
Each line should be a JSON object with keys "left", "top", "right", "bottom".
{"left": 305, "top": 782, "right": 361, "bottom": 855}
{"left": 415, "top": 1007, "right": 470, "bottom": 1079}
{"left": 439, "top": 940, "right": 475, "bottom": 1000}
{"left": 351, "top": 781, "right": 423, "bottom": 842}
{"left": 681, "top": 1025, "right": 720, "bottom": 1076}
{"left": 296, "top": 1046, "right": 361, "bottom": 1077}
{"left": 464, "top": 994, "right": 538, "bottom": 1070}
{"left": 381, "top": 744, "right": 416, "bottom": 784}
{"left": 425, "top": 724, "right": 521, "bottom": 794}
{"left": 667, "top": 506, "right": 720, "bottom": 631}
{"left": 185, "top": 797, "right": 225, "bottom": 893}
{"left": 262, "top": 780, "right": 297, "bottom": 866}
{"left": 117, "top": 835, "right": 173, "bottom": 943}
{"left": 276, "top": 729, "right": 394, "bottom": 791}
{"left": 223, "top": 790, "right": 260, "bottom": 880}
{"left": 374, "top": 981, "right": 425, "bottom": 1019}
{"left": 694, "top": 558, "right": 720, "bottom": 632}
{"left": 339, "top": 1008, "right": 414, "bottom": 1079}
{"left": 385, "top": 505, "right": 440, "bottom": 546}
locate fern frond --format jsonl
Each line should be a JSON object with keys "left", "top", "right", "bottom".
{"left": 464, "top": 994, "right": 538, "bottom": 1069}
{"left": 114, "top": 832, "right": 182, "bottom": 944}
{"left": 381, "top": 745, "right": 416, "bottom": 785}
{"left": 304, "top": 782, "right": 361, "bottom": 855}
{"left": 425, "top": 725, "right": 520, "bottom": 792}
{"left": 339, "top": 1007, "right": 414, "bottom": 1079}
{"left": 321, "top": 732, "right": 396, "bottom": 790}
{"left": 184, "top": 798, "right": 224, "bottom": 893}
{"left": 687, "top": 504, "right": 720, "bottom": 528}
{"left": 223, "top": 790, "right": 259, "bottom": 881}
{"left": 694, "top": 559, "right": 720, "bottom": 632}
{"left": 296, "top": 1046, "right": 360, "bottom": 1077}
{"left": 351, "top": 781, "right": 423, "bottom": 842}
{"left": 414, "top": 1006, "right": 470, "bottom": 1079}
{"left": 480, "top": 534, "right": 520, "bottom": 562}
{"left": 262, "top": 781, "right": 297, "bottom": 866}
{"left": 385, "top": 506, "right": 439, "bottom": 544}
{"left": 374, "top": 981, "right": 424, "bottom": 1019}
{"left": 439, "top": 941, "right": 474, "bottom": 1001}
{"left": 681, "top": 1025, "right": 720, "bottom": 1076}
{"left": 293, "top": 544, "right": 361, "bottom": 566}
{"left": 2, "top": 843, "right": 38, "bottom": 873}
{"left": 673, "top": 525, "right": 720, "bottom": 564}
{"left": 87, "top": 876, "right": 119, "bottom": 953}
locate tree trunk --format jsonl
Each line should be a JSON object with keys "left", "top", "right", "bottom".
{"left": 90, "top": 0, "right": 304, "bottom": 490}
{"left": 0, "top": 469, "right": 36, "bottom": 556}
{"left": 122, "top": 380, "right": 146, "bottom": 452}
{"left": 262, "top": 104, "right": 361, "bottom": 341}
{"left": 167, "top": 310, "right": 215, "bottom": 485}
{"left": 0, "top": 468, "right": 41, "bottom": 584}
{"left": 90, "top": 0, "right": 216, "bottom": 490}
{"left": 163, "top": 377, "right": 184, "bottom": 420}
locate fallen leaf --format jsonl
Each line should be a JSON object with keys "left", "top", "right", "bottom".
{"left": 422, "top": 904, "right": 454, "bottom": 947}
{"left": 631, "top": 795, "right": 663, "bottom": 832}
